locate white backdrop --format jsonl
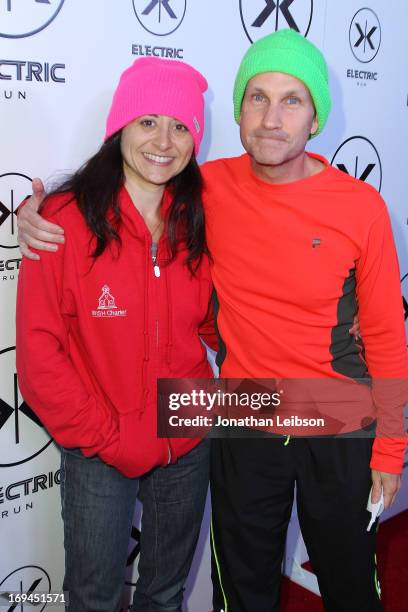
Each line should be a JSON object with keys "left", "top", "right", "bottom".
{"left": 1, "top": 1, "right": 407, "bottom": 610}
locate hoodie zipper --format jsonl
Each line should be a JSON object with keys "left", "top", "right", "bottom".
{"left": 151, "top": 240, "right": 171, "bottom": 463}
{"left": 152, "top": 241, "right": 160, "bottom": 348}
{"left": 151, "top": 241, "right": 160, "bottom": 278}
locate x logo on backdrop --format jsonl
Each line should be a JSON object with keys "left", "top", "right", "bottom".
{"left": 132, "top": 0, "right": 187, "bottom": 36}
{"left": 0, "top": 173, "right": 32, "bottom": 249}
{"left": 240, "top": 0, "right": 313, "bottom": 43}
{"left": 124, "top": 525, "right": 142, "bottom": 587}
{"left": 0, "top": 0, "right": 65, "bottom": 38}
{"left": 331, "top": 136, "right": 382, "bottom": 193}
{"left": 0, "top": 348, "right": 52, "bottom": 468}
{"left": 0, "top": 566, "right": 51, "bottom": 612}
{"left": 349, "top": 7, "right": 381, "bottom": 63}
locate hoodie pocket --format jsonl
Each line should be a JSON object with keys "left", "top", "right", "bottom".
{"left": 102, "top": 411, "right": 168, "bottom": 478}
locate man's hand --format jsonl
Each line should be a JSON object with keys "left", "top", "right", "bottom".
{"left": 17, "top": 178, "right": 64, "bottom": 260}
{"left": 371, "top": 469, "right": 401, "bottom": 509}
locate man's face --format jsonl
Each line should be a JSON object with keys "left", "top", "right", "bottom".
{"left": 239, "top": 72, "right": 318, "bottom": 170}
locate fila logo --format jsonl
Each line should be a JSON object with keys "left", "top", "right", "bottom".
{"left": 331, "top": 136, "right": 382, "bottom": 192}
{"left": 240, "top": 0, "right": 313, "bottom": 44}
{"left": 132, "top": 0, "right": 187, "bottom": 36}
{"left": 349, "top": 8, "right": 381, "bottom": 64}
{"left": 91, "top": 285, "right": 127, "bottom": 318}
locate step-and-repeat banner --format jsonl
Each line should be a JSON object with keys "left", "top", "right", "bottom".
{"left": 1, "top": 1, "right": 407, "bottom": 609}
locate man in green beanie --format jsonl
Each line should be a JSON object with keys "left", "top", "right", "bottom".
{"left": 17, "top": 28, "right": 406, "bottom": 612}
{"left": 204, "top": 28, "right": 405, "bottom": 612}
{"left": 233, "top": 27, "right": 331, "bottom": 135}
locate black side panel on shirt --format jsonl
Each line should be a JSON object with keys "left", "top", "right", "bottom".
{"left": 211, "top": 289, "right": 226, "bottom": 374}
{"left": 330, "top": 267, "right": 370, "bottom": 380}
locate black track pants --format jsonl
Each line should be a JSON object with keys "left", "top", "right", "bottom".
{"left": 210, "top": 434, "right": 382, "bottom": 612}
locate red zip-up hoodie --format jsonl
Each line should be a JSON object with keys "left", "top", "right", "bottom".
{"left": 16, "top": 187, "right": 216, "bottom": 477}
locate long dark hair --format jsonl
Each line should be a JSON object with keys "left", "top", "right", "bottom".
{"left": 50, "top": 131, "right": 208, "bottom": 272}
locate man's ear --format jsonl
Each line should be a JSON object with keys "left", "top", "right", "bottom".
{"left": 310, "top": 114, "right": 319, "bottom": 136}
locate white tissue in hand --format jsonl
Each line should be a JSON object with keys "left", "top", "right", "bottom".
{"left": 366, "top": 486, "right": 384, "bottom": 531}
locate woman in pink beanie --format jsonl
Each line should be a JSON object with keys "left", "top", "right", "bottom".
{"left": 16, "top": 57, "right": 216, "bottom": 611}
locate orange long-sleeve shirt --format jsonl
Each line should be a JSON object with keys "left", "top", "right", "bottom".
{"left": 202, "top": 152, "right": 408, "bottom": 473}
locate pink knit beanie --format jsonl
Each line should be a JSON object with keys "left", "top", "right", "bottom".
{"left": 105, "top": 57, "right": 208, "bottom": 155}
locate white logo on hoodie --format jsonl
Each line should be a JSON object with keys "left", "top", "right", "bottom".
{"left": 92, "top": 285, "right": 127, "bottom": 318}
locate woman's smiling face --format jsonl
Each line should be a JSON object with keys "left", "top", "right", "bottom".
{"left": 121, "top": 114, "right": 195, "bottom": 189}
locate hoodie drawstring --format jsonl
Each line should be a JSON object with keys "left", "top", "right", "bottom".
{"left": 140, "top": 235, "right": 150, "bottom": 417}
{"left": 164, "top": 266, "right": 173, "bottom": 368}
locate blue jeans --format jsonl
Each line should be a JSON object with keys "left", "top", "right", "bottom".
{"left": 60, "top": 439, "right": 209, "bottom": 612}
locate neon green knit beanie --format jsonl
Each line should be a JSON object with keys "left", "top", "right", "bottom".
{"left": 233, "top": 29, "right": 331, "bottom": 137}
